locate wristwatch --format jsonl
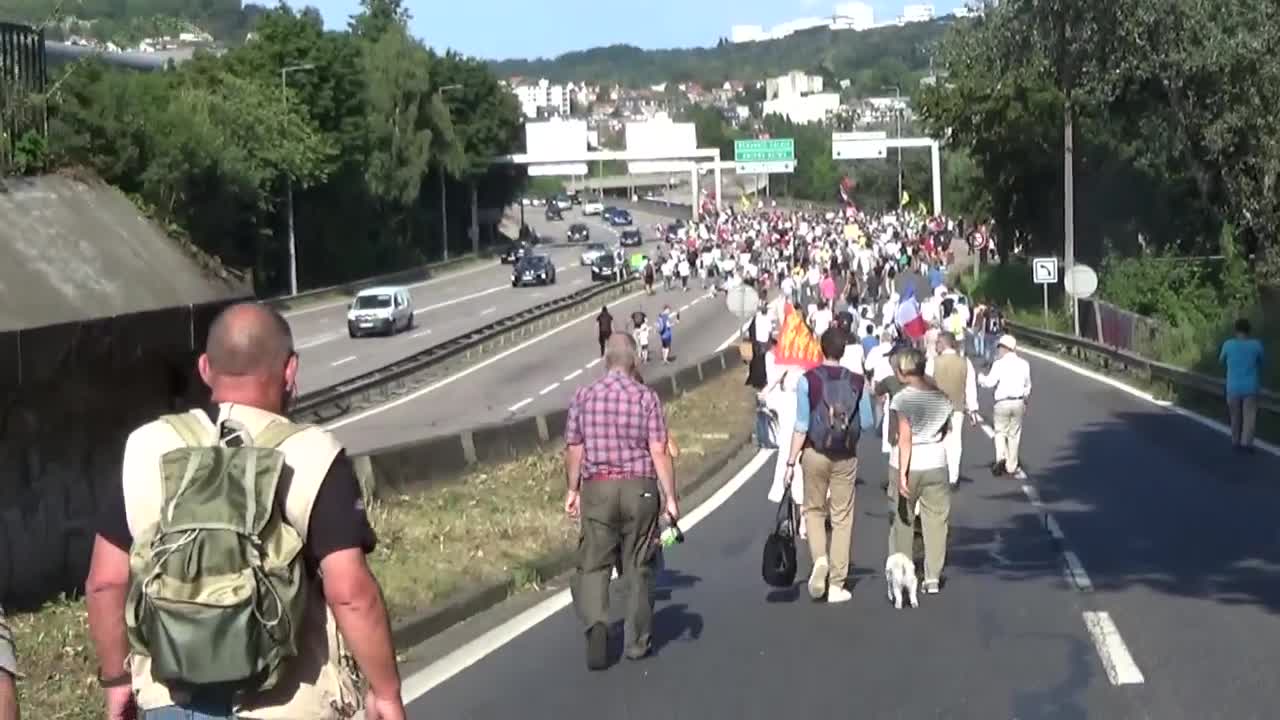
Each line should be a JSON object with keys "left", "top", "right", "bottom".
{"left": 97, "top": 667, "right": 132, "bottom": 689}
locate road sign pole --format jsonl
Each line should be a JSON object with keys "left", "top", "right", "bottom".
{"left": 1043, "top": 282, "right": 1049, "bottom": 329}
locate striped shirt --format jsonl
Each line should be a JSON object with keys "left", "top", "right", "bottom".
{"left": 888, "top": 385, "right": 954, "bottom": 470}
{"left": 0, "top": 604, "right": 15, "bottom": 676}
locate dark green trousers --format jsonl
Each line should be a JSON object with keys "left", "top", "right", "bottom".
{"left": 571, "top": 477, "right": 662, "bottom": 657}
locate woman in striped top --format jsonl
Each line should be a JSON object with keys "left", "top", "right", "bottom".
{"left": 888, "top": 348, "right": 955, "bottom": 594}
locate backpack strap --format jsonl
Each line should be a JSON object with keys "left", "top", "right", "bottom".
{"left": 252, "top": 420, "right": 310, "bottom": 450}
{"left": 162, "top": 412, "right": 215, "bottom": 448}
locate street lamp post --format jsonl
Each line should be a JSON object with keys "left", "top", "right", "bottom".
{"left": 436, "top": 84, "right": 462, "bottom": 261}
{"left": 884, "top": 85, "right": 903, "bottom": 210}
{"left": 280, "top": 63, "right": 315, "bottom": 295}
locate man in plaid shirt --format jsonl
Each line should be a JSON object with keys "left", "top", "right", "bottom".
{"left": 565, "top": 332, "right": 679, "bottom": 671}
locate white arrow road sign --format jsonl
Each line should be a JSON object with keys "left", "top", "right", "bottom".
{"left": 1033, "top": 257, "right": 1059, "bottom": 284}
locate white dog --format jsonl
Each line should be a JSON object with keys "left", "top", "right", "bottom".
{"left": 885, "top": 552, "right": 919, "bottom": 609}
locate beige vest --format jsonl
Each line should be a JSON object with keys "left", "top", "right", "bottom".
{"left": 933, "top": 353, "right": 967, "bottom": 412}
{"left": 122, "top": 404, "right": 362, "bottom": 719}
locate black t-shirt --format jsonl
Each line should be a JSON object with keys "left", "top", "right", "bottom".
{"left": 97, "top": 407, "right": 377, "bottom": 573}
{"left": 597, "top": 313, "right": 612, "bottom": 337}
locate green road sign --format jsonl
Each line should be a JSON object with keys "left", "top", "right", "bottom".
{"left": 734, "top": 138, "right": 795, "bottom": 164}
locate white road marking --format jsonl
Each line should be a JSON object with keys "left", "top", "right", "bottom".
{"left": 1062, "top": 550, "right": 1094, "bottom": 592}
{"left": 413, "top": 286, "right": 506, "bottom": 316}
{"left": 331, "top": 356, "right": 357, "bottom": 367}
{"left": 507, "top": 398, "right": 533, "bottom": 412}
{"left": 399, "top": 448, "right": 774, "bottom": 703}
{"left": 1018, "top": 345, "right": 1280, "bottom": 457}
{"left": 410, "top": 330, "right": 432, "bottom": 339}
{"left": 585, "top": 358, "right": 601, "bottom": 369}
{"left": 538, "top": 382, "right": 559, "bottom": 395}
{"left": 1082, "top": 611, "right": 1145, "bottom": 685}
{"left": 282, "top": 261, "right": 497, "bottom": 318}
{"left": 1044, "top": 514, "right": 1066, "bottom": 541}
{"left": 480, "top": 307, "right": 496, "bottom": 315}
{"left": 1020, "top": 483, "right": 1042, "bottom": 507}
{"left": 714, "top": 320, "right": 752, "bottom": 353}
{"left": 563, "top": 369, "right": 583, "bottom": 382}
{"left": 296, "top": 331, "right": 345, "bottom": 350}
{"left": 323, "top": 288, "right": 646, "bottom": 430}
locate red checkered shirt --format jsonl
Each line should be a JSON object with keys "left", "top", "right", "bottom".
{"left": 566, "top": 370, "right": 668, "bottom": 480}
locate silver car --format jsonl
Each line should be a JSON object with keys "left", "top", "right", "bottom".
{"left": 579, "top": 242, "right": 608, "bottom": 266}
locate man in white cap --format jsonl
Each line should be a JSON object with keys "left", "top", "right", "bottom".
{"left": 978, "top": 334, "right": 1032, "bottom": 477}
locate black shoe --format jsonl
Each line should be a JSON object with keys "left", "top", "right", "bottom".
{"left": 586, "top": 623, "right": 609, "bottom": 671}
{"left": 991, "top": 461, "right": 1006, "bottom": 477}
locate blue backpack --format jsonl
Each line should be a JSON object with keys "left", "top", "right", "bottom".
{"left": 805, "top": 366, "right": 864, "bottom": 455}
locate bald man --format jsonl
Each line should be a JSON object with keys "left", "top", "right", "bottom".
{"left": 565, "top": 332, "right": 678, "bottom": 670}
{"left": 86, "top": 303, "right": 406, "bottom": 720}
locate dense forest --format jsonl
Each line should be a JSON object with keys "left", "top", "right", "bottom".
{"left": 0, "top": 0, "right": 264, "bottom": 44}
{"left": 488, "top": 19, "right": 950, "bottom": 95}
{"left": 31, "top": 0, "right": 525, "bottom": 295}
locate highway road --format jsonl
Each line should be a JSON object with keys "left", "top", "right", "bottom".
{"left": 328, "top": 277, "right": 746, "bottom": 454}
{"left": 386, "top": 347, "right": 1280, "bottom": 718}
{"left": 287, "top": 203, "right": 685, "bottom": 393}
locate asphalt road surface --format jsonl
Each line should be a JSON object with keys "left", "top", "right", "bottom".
{"left": 287, "top": 203, "right": 679, "bottom": 393}
{"left": 328, "top": 278, "right": 746, "bottom": 454}
{"left": 394, "top": 348, "right": 1280, "bottom": 719}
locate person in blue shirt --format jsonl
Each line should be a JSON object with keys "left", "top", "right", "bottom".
{"left": 656, "top": 305, "right": 677, "bottom": 364}
{"left": 1219, "top": 318, "right": 1266, "bottom": 452}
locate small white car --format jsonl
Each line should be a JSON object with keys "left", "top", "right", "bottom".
{"left": 581, "top": 199, "right": 604, "bottom": 215}
{"left": 347, "top": 286, "right": 415, "bottom": 338}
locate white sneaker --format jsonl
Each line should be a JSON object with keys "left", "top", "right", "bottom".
{"left": 827, "top": 586, "right": 852, "bottom": 603}
{"left": 808, "top": 557, "right": 829, "bottom": 599}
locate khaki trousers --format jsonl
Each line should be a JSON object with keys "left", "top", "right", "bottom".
{"left": 1228, "top": 395, "right": 1258, "bottom": 447}
{"left": 571, "top": 477, "right": 662, "bottom": 657}
{"left": 992, "top": 399, "right": 1026, "bottom": 472}
{"left": 887, "top": 465, "right": 951, "bottom": 582}
{"left": 801, "top": 451, "right": 858, "bottom": 589}
{"left": 944, "top": 411, "right": 964, "bottom": 484}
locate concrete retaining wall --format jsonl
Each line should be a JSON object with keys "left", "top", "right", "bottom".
{"left": 0, "top": 300, "right": 244, "bottom": 609}
{"left": 359, "top": 346, "right": 742, "bottom": 495}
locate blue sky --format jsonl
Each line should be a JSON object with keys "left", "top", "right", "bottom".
{"left": 290, "top": 0, "right": 938, "bottom": 60}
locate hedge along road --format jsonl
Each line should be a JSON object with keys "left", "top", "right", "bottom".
{"left": 287, "top": 203, "right": 684, "bottom": 393}
{"left": 325, "top": 271, "right": 747, "bottom": 455}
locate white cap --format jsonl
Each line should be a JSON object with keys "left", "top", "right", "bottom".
{"left": 997, "top": 334, "right": 1017, "bottom": 351}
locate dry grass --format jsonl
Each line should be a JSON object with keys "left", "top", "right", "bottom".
{"left": 9, "top": 366, "right": 754, "bottom": 718}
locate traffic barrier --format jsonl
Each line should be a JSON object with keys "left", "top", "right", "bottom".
{"left": 264, "top": 255, "right": 480, "bottom": 312}
{"left": 1009, "top": 321, "right": 1280, "bottom": 417}
{"left": 289, "top": 277, "right": 640, "bottom": 425}
{"left": 357, "top": 346, "right": 739, "bottom": 495}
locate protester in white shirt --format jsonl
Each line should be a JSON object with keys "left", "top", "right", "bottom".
{"left": 978, "top": 335, "right": 1033, "bottom": 476}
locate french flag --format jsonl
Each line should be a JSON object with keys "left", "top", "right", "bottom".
{"left": 895, "top": 287, "right": 928, "bottom": 339}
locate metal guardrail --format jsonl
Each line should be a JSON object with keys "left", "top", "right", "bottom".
{"left": 290, "top": 276, "right": 639, "bottom": 424}
{"left": 1008, "top": 321, "right": 1280, "bottom": 415}
{"left": 264, "top": 255, "right": 480, "bottom": 310}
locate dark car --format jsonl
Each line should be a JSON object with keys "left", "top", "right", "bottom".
{"left": 512, "top": 254, "right": 557, "bottom": 287}
{"left": 590, "top": 253, "right": 624, "bottom": 282}
{"left": 545, "top": 204, "right": 563, "bottom": 221}
{"left": 567, "top": 223, "right": 590, "bottom": 243}
{"left": 664, "top": 220, "right": 686, "bottom": 241}
{"left": 605, "top": 208, "right": 633, "bottom": 226}
{"left": 499, "top": 241, "right": 530, "bottom": 264}
{"left": 619, "top": 229, "right": 643, "bottom": 247}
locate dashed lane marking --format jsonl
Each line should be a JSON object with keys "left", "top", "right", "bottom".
{"left": 1063, "top": 550, "right": 1095, "bottom": 592}
{"left": 480, "top": 307, "right": 496, "bottom": 315}
{"left": 1083, "top": 611, "right": 1146, "bottom": 685}
{"left": 586, "top": 358, "right": 601, "bottom": 369}
{"left": 563, "top": 369, "right": 583, "bottom": 382}
{"left": 538, "top": 383, "right": 559, "bottom": 396}
{"left": 410, "top": 330, "right": 432, "bottom": 339}
{"left": 331, "top": 356, "right": 357, "bottom": 367}
{"left": 507, "top": 398, "right": 533, "bottom": 412}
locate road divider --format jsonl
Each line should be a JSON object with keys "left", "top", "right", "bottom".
{"left": 289, "top": 277, "right": 639, "bottom": 425}
{"left": 356, "top": 346, "right": 740, "bottom": 494}
{"left": 268, "top": 254, "right": 484, "bottom": 315}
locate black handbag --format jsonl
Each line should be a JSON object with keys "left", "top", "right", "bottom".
{"left": 761, "top": 482, "right": 799, "bottom": 588}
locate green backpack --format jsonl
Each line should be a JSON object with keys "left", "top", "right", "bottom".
{"left": 125, "top": 411, "right": 310, "bottom": 693}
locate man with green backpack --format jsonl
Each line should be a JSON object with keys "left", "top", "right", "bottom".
{"left": 86, "top": 303, "right": 404, "bottom": 720}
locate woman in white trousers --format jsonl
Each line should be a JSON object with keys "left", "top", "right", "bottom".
{"left": 763, "top": 348, "right": 807, "bottom": 537}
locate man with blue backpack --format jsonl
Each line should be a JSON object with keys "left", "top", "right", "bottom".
{"left": 780, "top": 327, "right": 867, "bottom": 604}
{"left": 656, "top": 305, "right": 678, "bottom": 364}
